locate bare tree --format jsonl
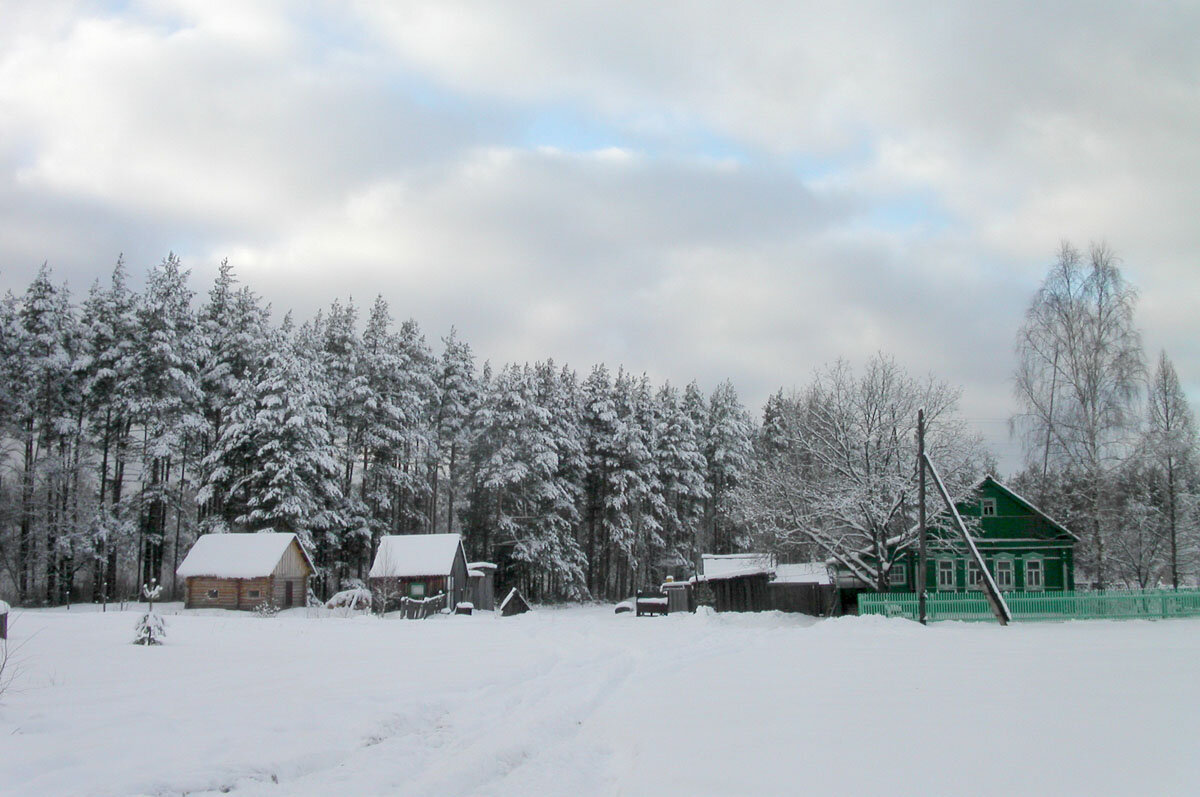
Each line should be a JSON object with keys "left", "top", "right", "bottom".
{"left": 740, "top": 354, "right": 990, "bottom": 590}
{"left": 1013, "top": 242, "right": 1144, "bottom": 588}
{"left": 1146, "top": 350, "right": 1198, "bottom": 588}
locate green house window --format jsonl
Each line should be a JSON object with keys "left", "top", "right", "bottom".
{"left": 981, "top": 498, "right": 997, "bottom": 517}
{"left": 937, "top": 560, "right": 956, "bottom": 591}
{"left": 409, "top": 582, "right": 426, "bottom": 598}
{"left": 995, "top": 560, "right": 1014, "bottom": 590}
{"left": 1025, "top": 559, "right": 1044, "bottom": 590}
{"left": 889, "top": 566, "right": 906, "bottom": 586}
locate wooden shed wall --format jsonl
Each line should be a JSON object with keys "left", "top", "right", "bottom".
{"left": 769, "top": 583, "right": 838, "bottom": 616}
{"left": 710, "top": 574, "right": 773, "bottom": 612}
{"left": 471, "top": 572, "right": 496, "bottom": 610}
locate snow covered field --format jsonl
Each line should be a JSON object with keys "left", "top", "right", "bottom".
{"left": 2, "top": 605, "right": 1198, "bottom": 797}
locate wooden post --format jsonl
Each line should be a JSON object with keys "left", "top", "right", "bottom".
{"left": 918, "top": 408, "right": 928, "bottom": 625}
{"left": 923, "top": 454, "right": 1011, "bottom": 625}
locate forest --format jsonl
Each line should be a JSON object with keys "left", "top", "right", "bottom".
{"left": 0, "top": 243, "right": 1196, "bottom": 605}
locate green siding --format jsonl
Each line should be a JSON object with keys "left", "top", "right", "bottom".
{"left": 884, "top": 476, "right": 1077, "bottom": 594}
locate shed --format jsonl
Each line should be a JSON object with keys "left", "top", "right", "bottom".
{"left": 467, "top": 561, "right": 497, "bottom": 611}
{"left": 177, "top": 533, "right": 314, "bottom": 611}
{"left": 369, "top": 533, "right": 470, "bottom": 612}
{"left": 700, "top": 553, "right": 775, "bottom": 612}
{"left": 499, "top": 587, "right": 531, "bottom": 617}
{"left": 770, "top": 562, "right": 838, "bottom": 616}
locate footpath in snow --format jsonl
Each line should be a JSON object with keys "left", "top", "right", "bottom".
{"left": 1, "top": 604, "right": 1198, "bottom": 796}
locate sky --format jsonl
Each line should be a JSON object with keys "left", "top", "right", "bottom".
{"left": 1, "top": 1, "right": 1198, "bottom": 474}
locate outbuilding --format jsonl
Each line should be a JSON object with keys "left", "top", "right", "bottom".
{"left": 467, "top": 562, "right": 497, "bottom": 611}
{"left": 177, "top": 532, "right": 314, "bottom": 610}
{"left": 700, "top": 553, "right": 775, "bottom": 612}
{"left": 369, "top": 533, "right": 470, "bottom": 611}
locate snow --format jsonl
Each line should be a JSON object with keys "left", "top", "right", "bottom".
{"left": 369, "top": 534, "right": 463, "bottom": 578}
{"left": 773, "top": 562, "right": 832, "bottom": 585}
{"left": 467, "top": 569, "right": 485, "bottom": 578}
{"left": 3, "top": 606, "right": 1200, "bottom": 796}
{"left": 325, "top": 588, "right": 372, "bottom": 611}
{"left": 700, "top": 553, "right": 775, "bottom": 580}
{"left": 0, "top": 599, "right": 9, "bottom": 615}
{"left": 176, "top": 533, "right": 309, "bottom": 579}
{"left": 466, "top": 562, "right": 497, "bottom": 571}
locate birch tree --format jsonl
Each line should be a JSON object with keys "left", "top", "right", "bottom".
{"left": 1013, "top": 242, "right": 1144, "bottom": 587}
{"left": 1145, "top": 350, "right": 1198, "bottom": 587}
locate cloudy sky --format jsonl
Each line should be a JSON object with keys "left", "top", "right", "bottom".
{"left": 2, "top": 1, "right": 1198, "bottom": 471}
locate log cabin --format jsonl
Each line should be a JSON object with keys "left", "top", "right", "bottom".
{"left": 176, "top": 532, "right": 314, "bottom": 610}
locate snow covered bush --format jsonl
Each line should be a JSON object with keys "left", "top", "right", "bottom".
{"left": 133, "top": 611, "right": 166, "bottom": 645}
{"left": 254, "top": 601, "right": 280, "bottom": 618}
{"left": 325, "top": 587, "right": 372, "bottom": 611}
{"left": 133, "top": 582, "right": 166, "bottom": 646}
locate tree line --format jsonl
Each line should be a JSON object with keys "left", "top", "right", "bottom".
{"left": 2, "top": 243, "right": 1196, "bottom": 606}
{"left": 0, "top": 256, "right": 754, "bottom": 605}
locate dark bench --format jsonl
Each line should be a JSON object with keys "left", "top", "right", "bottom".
{"left": 636, "top": 590, "right": 669, "bottom": 617}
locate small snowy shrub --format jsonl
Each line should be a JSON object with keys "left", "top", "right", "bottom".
{"left": 133, "top": 581, "right": 166, "bottom": 645}
{"left": 133, "top": 611, "right": 166, "bottom": 645}
{"left": 325, "top": 587, "right": 372, "bottom": 611}
{"left": 254, "top": 601, "right": 280, "bottom": 618}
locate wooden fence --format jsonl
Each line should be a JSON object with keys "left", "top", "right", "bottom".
{"left": 398, "top": 592, "right": 448, "bottom": 619}
{"left": 858, "top": 588, "right": 1200, "bottom": 622}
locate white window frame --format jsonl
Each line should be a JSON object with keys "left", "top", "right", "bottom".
{"left": 967, "top": 560, "right": 983, "bottom": 590}
{"left": 889, "top": 565, "right": 907, "bottom": 586}
{"left": 936, "top": 559, "right": 956, "bottom": 591}
{"left": 981, "top": 498, "right": 997, "bottom": 517}
{"left": 995, "top": 558, "right": 1014, "bottom": 590}
{"left": 409, "top": 581, "right": 426, "bottom": 598}
{"left": 1024, "top": 557, "right": 1044, "bottom": 591}
{"left": 247, "top": 589, "right": 261, "bottom": 599}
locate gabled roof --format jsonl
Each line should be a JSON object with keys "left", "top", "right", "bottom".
{"left": 176, "top": 533, "right": 314, "bottom": 579}
{"left": 980, "top": 475, "right": 1078, "bottom": 540}
{"left": 700, "top": 553, "right": 775, "bottom": 581}
{"left": 370, "top": 534, "right": 465, "bottom": 578}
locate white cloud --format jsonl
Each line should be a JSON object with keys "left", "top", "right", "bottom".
{"left": 0, "top": 0, "right": 1198, "bottom": 473}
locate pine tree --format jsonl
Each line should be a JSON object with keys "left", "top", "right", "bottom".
{"left": 704, "top": 380, "right": 753, "bottom": 554}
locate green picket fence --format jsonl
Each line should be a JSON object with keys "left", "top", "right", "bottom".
{"left": 857, "top": 588, "right": 1200, "bottom": 622}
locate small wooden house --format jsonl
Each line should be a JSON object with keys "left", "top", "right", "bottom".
{"left": 467, "top": 561, "right": 497, "bottom": 611}
{"left": 700, "top": 553, "right": 775, "bottom": 612}
{"left": 369, "top": 533, "right": 470, "bottom": 611}
{"left": 499, "top": 587, "right": 531, "bottom": 616}
{"left": 177, "top": 532, "right": 314, "bottom": 610}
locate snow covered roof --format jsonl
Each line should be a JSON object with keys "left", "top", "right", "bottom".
{"left": 773, "top": 562, "right": 832, "bottom": 585}
{"left": 370, "top": 534, "right": 464, "bottom": 578}
{"left": 468, "top": 569, "right": 485, "bottom": 578}
{"left": 467, "top": 561, "right": 497, "bottom": 571}
{"left": 700, "top": 553, "right": 776, "bottom": 581}
{"left": 176, "top": 533, "right": 313, "bottom": 579}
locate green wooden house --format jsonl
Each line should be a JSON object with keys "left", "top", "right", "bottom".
{"left": 885, "top": 475, "right": 1077, "bottom": 594}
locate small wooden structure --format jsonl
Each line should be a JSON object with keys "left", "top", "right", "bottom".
{"left": 769, "top": 563, "right": 838, "bottom": 616}
{"left": 369, "top": 533, "right": 470, "bottom": 613}
{"left": 467, "top": 562, "right": 497, "bottom": 610}
{"left": 661, "top": 579, "right": 696, "bottom": 613}
{"left": 635, "top": 589, "right": 669, "bottom": 616}
{"left": 499, "top": 587, "right": 531, "bottom": 616}
{"left": 700, "top": 553, "right": 775, "bottom": 612}
{"left": 177, "top": 533, "right": 314, "bottom": 611}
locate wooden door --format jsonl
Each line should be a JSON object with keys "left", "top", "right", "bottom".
{"left": 285, "top": 581, "right": 293, "bottom": 608}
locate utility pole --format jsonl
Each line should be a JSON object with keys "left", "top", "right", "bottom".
{"left": 918, "top": 408, "right": 927, "bottom": 625}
